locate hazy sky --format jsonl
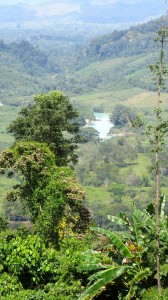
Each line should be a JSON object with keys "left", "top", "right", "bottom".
{"left": 0, "top": 0, "right": 163, "bottom": 5}
{"left": 0, "top": 0, "right": 44, "bottom": 4}
{"left": 0, "top": 0, "right": 46, "bottom": 5}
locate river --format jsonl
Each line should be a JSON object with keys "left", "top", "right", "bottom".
{"left": 85, "top": 112, "right": 114, "bottom": 139}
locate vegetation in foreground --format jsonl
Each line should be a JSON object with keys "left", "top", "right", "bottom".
{"left": 0, "top": 84, "right": 167, "bottom": 299}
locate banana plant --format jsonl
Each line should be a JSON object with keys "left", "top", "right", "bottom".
{"left": 78, "top": 197, "right": 168, "bottom": 300}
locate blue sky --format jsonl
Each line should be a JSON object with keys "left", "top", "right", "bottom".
{"left": 0, "top": 0, "right": 44, "bottom": 4}
{"left": 0, "top": 0, "right": 164, "bottom": 5}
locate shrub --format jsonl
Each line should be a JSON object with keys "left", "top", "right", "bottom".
{"left": 0, "top": 273, "right": 22, "bottom": 297}
{"left": 141, "top": 286, "right": 168, "bottom": 299}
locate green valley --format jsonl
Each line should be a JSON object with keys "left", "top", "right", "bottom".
{"left": 0, "top": 10, "right": 168, "bottom": 299}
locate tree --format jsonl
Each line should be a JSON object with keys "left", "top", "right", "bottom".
{"left": 79, "top": 127, "right": 100, "bottom": 144}
{"left": 147, "top": 27, "right": 168, "bottom": 296}
{"left": 110, "top": 104, "right": 136, "bottom": 127}
{"left": 132, "top": 25, "right": 168, "bottom": 297}
{"left": 8, "top": 91, "right": 80, "bottom": 166}
{"left": 0, "top": 142, "right": 91, "bottom": 246}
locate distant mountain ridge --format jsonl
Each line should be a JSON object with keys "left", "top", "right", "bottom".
{"left": 0, "top": 16, "right": 167, "bottom": 107}
{"left": 52, "top": 16, "right": 168, "bottom": 98}
{"left": 78, "top": 18, "right": 164, "bottom": 64}
{"left": 0, "top": 0, "right": 166, "bottom": 24}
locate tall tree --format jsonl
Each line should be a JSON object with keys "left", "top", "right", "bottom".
{"left": 132, "top": 26, "right": 168, "bottom": 297}
{"left": 148, "top": 26, "right": 168, "bottom": 296}
{"left": 0, "top": 142, "right": 91, "bottom": 246}
{"left": 8, "top": 91, "right": 80, "bottom": 166}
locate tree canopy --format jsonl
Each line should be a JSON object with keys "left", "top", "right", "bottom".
{"left": 0, "top": 142, "right": 91, "bottom": 246}
{"left": 79, "top": 127, "right": 100, "bottom": 144}
{"left": 110, "top": 104, "right": 136, "bottom": 127}
{"left": 8, "top": 91, "right": 80, "bottom": 166}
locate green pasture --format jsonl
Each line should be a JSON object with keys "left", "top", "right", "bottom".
{"left": 0, "top": 105, "right": 18, "bottom": 151}
{"left": 125, "top": 91, "right": 168, "bottom": 109}
{"left": 75, "top": 56, "right": 136, "bottom": 76}
{"left": 120, "top": 153, "right": 151, "bottom": 178}
{"left": 85, "top": 185, "right": 153, "bottom": 226}
{"left": 85, "top": 186, "right": 133, "bottom": 225}
{"left": 72, "top": 87, "right": 146, "bottom": 111}
{"left": 74, "top": 53, "right": 154, "bottom": 78}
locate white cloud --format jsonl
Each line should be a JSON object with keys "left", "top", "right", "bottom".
{"left": 90, "top": 0, "right": 117, "bottom": 4}
{"left": 33, "top": 3, "right": 81, "bottom": 17}
{"left": 0, "top": 1, "right": 81, "bottom": 16}
{"left": 90, "top": 0, "right": 143, "bottom": 5}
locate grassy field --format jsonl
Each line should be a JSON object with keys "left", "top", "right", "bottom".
{"left": 74, "top": 53, "right": 154, "bottom": 78}
{"left": 85, "top": 186, "right": 134, "bottom": 226}
{"left": 85, "top": 185, "right": 153, "bottom": 226}
{"left": 0, "top": 105, "right": 19, "bottom": 151}
{"left": 84, "top": 137, "right": 168, "bottom": 223}
{"left": 120, "top": 153, "right": 151, "bottom": 177}
{"left": 72, "top": 87, "right": 146, "bottom": 111}
{"left": 125, "top": 91, "right": 168, "bottom": 109}
{"left": 70, "top": 52, "right": 157, "bottom": 109}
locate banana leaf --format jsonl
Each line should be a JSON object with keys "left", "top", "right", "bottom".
{"left": 90, "top": 227, "right": 132, "bottom": 258}
{"left": 133, "top": 209, "right": 144, "bottom": 247}
{"left": 134, "top": 208, "right": 155, "bottom": 231}
{"left": 124, "top": 268, "right": 151, "bottom": 300}
{"left": 77, "top": 254, "right": 103, "bottom": 272}
{"left": 78, "top": 266, "right": 129, "bottom": 300}
{"left": 107, "top": 215, "right": 127, "bottom": 227}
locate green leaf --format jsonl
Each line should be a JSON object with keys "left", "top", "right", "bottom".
{"left": 124, "top": 268, "right": 151, "bottom": 300}
{"left": 133, "top": 215, "right": 144, "bottom": 247}
{"left": 77, "top": 254, "right": 103, "bottom": 272}
{"left": 160, "top": 263, "right": 168, "bottom": 276}
{"left": 135, "top": 209, "right": 155, "bottom": 231}
{"left": 90, "top": 227, "right": 132, "bottom": 258}
{"left": 78, "top": 266, "right": 128, "bottom": 300}
{"left": 133, "top": 207, "right": 145, "bottom": 247}
{"left": 107, "top": 215, "right": 127, "bottom": 227}
{"left": 77, "top": 263, "right": 103, "bottom": 272}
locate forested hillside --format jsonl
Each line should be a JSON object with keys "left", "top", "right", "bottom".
{"left": 78, "top": 18, "right": 163, "bottom": 62}
{"left": 0, "top": 40, "right": 51, "bottom": 105}
{"left": 59, "top": 17, "right": 167, "bottom": 99}
{"left": 0, "top": 17, "right": 167, "bottom": 107}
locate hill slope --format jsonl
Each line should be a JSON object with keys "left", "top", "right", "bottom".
{"left": 0, "top": 40, "right": 51, "bottom": 105}
{"left": 53, "top": 18, "right": 167, "bottom": 108}
{"left": 78, "top": 18, "right": 165, "bottom": 63}
{"left": 0, "top": 17, "right": 167, "bottom": 109}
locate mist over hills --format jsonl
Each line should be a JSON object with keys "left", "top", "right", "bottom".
{"left": 78, "top": 18, "right": 163, "bottom": 63}
{"left": 0, "top": 0, "right": 166, "bottom": 24}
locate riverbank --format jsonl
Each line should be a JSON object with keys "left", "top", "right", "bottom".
{"left": 85, "top": 112, "right": 114, "bottom": 139}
